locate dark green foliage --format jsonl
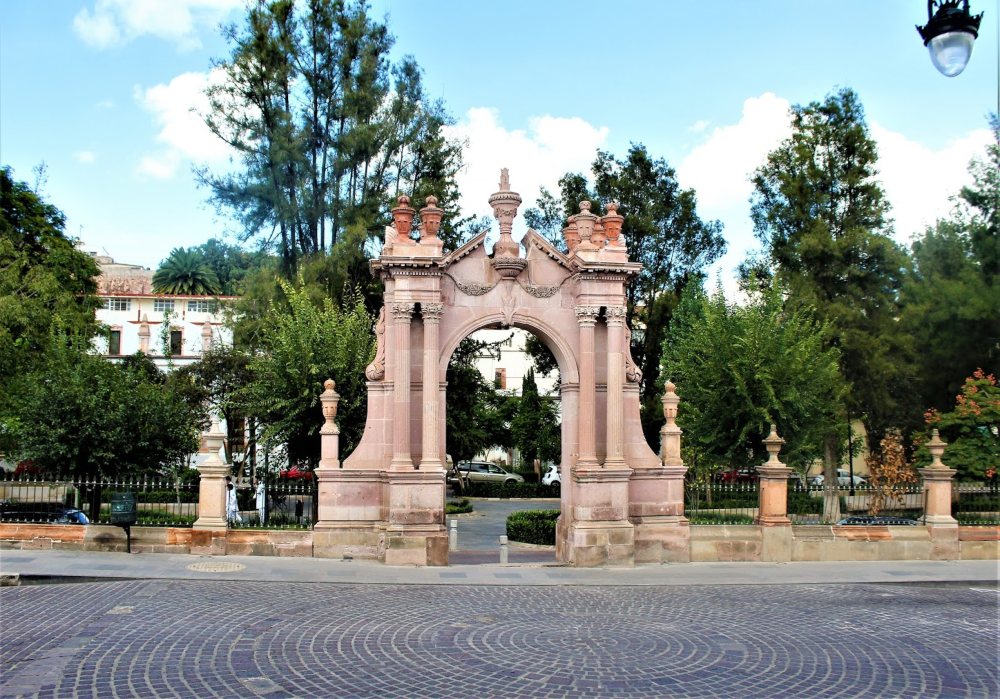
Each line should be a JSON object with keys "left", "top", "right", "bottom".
{"left": 903, "top": 117, "right": 1000, "bottom": 412}
{"left": 662, "top": 278, "right": 844, "bottom": 473}
{"left": 511, "top": 369, "right": 561, "bottom": 468}
{"left": 7, "top": 341, "right": 200, "bottom": 478}
{"left": 464, "top": 482, "right": 560, "bottom": 499}
{"left": 751, "top": 87, "right": 916, "bottom": 442}
{"left": 152, "top": 248, "right": 222, "bottom": 295}
{"left": 445, "top": 499, "right": 473, "bottom": 515}
{"left": 0, "top": 167, "right": 100, "bottom": 387}
{"left": 445, "top": 337, "right": 517, "bottom": 463}
{"left": 200, "top": 0, "right": 464, "bottom": 274}
{"left": 236, "top": 277, "right": 375, "bottom": 466}
{"left": 505, "top": 509, "right": 559, "bottom": 545}
{"left": 191, "top": 238, "right": 271, "bottom": 295}
{"left": 918, "top": 370, "right": 1000, "bottom": 482}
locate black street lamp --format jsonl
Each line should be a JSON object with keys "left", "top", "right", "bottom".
{"left": 917, "top": 1, "right": 984, "bottom": 77}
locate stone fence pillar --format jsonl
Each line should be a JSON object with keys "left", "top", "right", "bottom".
{"left": 192, "top": 420, "right": 229, "bottom": 554}
{"left": 920, "top": 429, "right": 958, "bottom": 527}
{"left": 756, "top": 425, "right": 792, "bottom": 563}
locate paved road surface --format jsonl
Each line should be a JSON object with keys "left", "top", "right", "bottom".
{"left": 1, "top": 577, "right": 996, "bottom": 698}
{"left": 448, "top": 498, "right": 559, "bottom": 564}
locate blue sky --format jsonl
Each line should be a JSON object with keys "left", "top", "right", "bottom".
{"left": 1, "top": 1, "right": 996, "bottom": 285}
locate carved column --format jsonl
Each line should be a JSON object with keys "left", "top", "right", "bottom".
{"left": 138, "top": 314, "right": 150, "bottom": 354}
{"left": 575, "top": 305, "right": 600, "bottom": 469}
{"left": 604, "top": 306, "right": 626, "bottom": 469}
{"left": 419, "top": 303, "right": 444, "bottom": 470}
{"left": 200, "top": 320, "right": 213, "bottom": 353}
{"left": 390, "top": 301, "right": 414, "bottom": 470}
{"left": 318, "top": 379, "right": 341, "bottom": 471}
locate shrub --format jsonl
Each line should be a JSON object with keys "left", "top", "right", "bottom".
{"left": 135, "top": 489, "right": 198, "bottom": 504}
{"left": 465, "top": 482, "right": 560, "bottom": 499}
{"left": 506, "top": 509, "right": 559, "bottom": 545}
{"left": 687, "top": 512, "right": 754, "bottom": 525}
{"left": 445, "top": 498, "right": 473, "bottom": 515}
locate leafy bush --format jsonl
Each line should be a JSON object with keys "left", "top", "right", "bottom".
{"left": 687, "top": 512, "right": 754, "bottom": 525}
{"left": 445, "top": 499, "right": 473, "bottom": 515}
{"left": 506, "top": 509, "right": 559, "bottom": 545}
{"left": 135, "top": 489, "right": 198, "bottom": 504}
{"left": 465, "top": 482, "right": 560, "bottom": 499}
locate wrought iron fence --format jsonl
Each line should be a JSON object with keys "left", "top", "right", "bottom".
{"left": 0, "top": 475, "right": 198, "bottom": 527}
{"left": 229, "top": 478, "right": 316, "bottom": 529}
{"left": 684, "top": 481, "right": 759, "bottom": 524}
{"left": 953, "top": 483, "right": 1000, "bottom": 525}
{"left": 788, "top": 482, "right": 925, "bottom": 524}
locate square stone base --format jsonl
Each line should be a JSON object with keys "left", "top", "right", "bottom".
{"left": 384, "top": 528, "right": 448, "bottom": 566}
{"left": 565, "top": 520, "right": 635, "bottom": 567}
{"left": 313, "top": 525, "right": 385, "bottom": 560}
{"left": 632, "top": 516, "right": 690, "bottom": 563}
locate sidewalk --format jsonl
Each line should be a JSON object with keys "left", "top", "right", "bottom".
{"left": 1, "top": 548, "right": 997, "bottom": 587}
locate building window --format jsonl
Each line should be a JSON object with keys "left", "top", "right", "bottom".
{"left": 153, "top": 299, "right": 174, "bottom": 313}
{"left": 108, "top": 330, "right": 121, "bottom": 355}
{"left": 187, "top": 299, "right": 218, "bottom": 313}
{"left": 169, "top": 330, "right": 183, "bottom": 356}
{"left": 494, "top": 368, "right": 507, "bottom": 390}
{"left": 102, "top": 298, "right": 131, "bottom": 312}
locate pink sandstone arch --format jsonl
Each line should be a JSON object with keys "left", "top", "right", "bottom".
{"left": 313, "top": 171, "right": 689, "bottom": 566}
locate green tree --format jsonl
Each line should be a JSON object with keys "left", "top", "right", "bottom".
{"left": 511, "top": 369, "right": 561, "bottom": 472}
{"left": 8, "top": 342, "right": 200, "bottom": 479}
{"left": 152, "top": 247, "right": 222, "bottom": 295}
{"left": 661, "top": 278, "right": 844, "bottom": 477}
{"left": 918, "top": 369, "right": 1000, "bottom": 482}
{"left": 200, "top": 0, "right": 464, "bottom": 274}
{"left": 445, "top": 337, "right": 516, "bottom": 463}
{"left": 238, "top": 277, "right": 375, "bottom": 466}
{"left": 525, "top": 146, "right": 724, "bottom": 447}
{"left": 192, "top": 238, "right": 270, "bottom": 295}
{"left": 903, "top": 116, "right": 999, "bottom": 411}
{"left": 0, "top": 167, "right": 100, "bottom": 385}
{"left": 750, "top": 87, "right": 915, "bottom": 453}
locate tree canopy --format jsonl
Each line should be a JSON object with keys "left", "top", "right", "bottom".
{"left": 661, "top": 278, "right": 844, "bottom": 474}
{"left": 750, "top": 87, "right": 915, "bottom": 443}
{"left": 199, "top": 0, "right": 465, "bottom": 274}
{"left": 152, "top": 247, "right": 222, "bottom": 295}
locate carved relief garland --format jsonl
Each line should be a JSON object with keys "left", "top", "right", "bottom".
{"left": 453, "top": 278, "right": 497, "bottom": 296}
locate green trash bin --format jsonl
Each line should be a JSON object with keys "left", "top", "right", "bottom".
{"left": 110, "top": 492, "right": 137, "bottom": 553}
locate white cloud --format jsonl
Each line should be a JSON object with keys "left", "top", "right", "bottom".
{"left": 134, "top": 69, "right": 232, "bottom": 178}
{"left": 676, "top": 92, "right": 991, "bottom": 299}
{"left": 688, "top": 119, "right": 710, "bottom": 134}
{"left": 73, "top": 0, "right": 241, "bottom": 51}
{"left": 872, "top": 123, "right": 992, "bottom": 240}
{"left": 74, "top": 150, "right": 96, "bottom": 164}
{"left": 444, "top": 108, "right": 609, "bottom": 230}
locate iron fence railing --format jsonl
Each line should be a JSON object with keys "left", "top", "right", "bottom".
{"left": 684, "top": 481, "right": 758, "bottom": 524}
{"left": 0, "top": 475, "right": 198, "bottom": 527}
{"left": 229, "top": 478, "right": 316, "bottom": 529}
{"left": 788, "top": 482, "right": 926, "bottom": 524}
{"left": 953, "top": 483, "right": 1000, "bottom": 525}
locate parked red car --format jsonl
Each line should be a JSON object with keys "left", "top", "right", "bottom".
{"left": 717, "top": 468, "right": 757, "bottom": 484}
{"left": 279, "top": 465, "right": 314, "bottom": 480}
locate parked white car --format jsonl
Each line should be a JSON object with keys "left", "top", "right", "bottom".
{"left": 541, "top": 464, "right": 561, "bottom": 488}
{"left": 810, "top": 469, "right": 867, "bottom": 486}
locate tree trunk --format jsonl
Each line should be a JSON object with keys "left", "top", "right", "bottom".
{"left": 822, "top": 434, "right": 841, "bottom": 522}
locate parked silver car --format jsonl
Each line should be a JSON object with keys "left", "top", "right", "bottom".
{"left": 455, "top": 461, "right": 524, "bottom": 485}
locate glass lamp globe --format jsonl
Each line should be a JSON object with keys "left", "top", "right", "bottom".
{"left": 927, "top": 30, "right": 976, "bottom": 76}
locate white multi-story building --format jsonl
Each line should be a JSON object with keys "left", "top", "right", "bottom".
{"left": 470, "top": 328, "right": 559, "bottom": 397}
{"left": 90, "top": 253, "right": 234, "bottom": 371}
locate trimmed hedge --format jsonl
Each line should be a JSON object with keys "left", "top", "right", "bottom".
{"left": 464, "top": 482, "right": 560, "bottom": 499}
{"left": 445, "top": 498, "right": 473, "bottom": 514}
{"left": 506, "top": 509, "right": 559, "bottom": 545}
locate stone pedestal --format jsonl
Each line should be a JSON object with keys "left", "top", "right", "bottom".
{"left": 920, "top": 430, "right": 958, "bottom": 529}
{"left": 193, "top": 425, "right": 228, "bottom": 533}
{"left": 313, "top": 469, "right": 387, "bottom": 559}
{"left": 630, "top": 466, "right": 690, "bottom": 563}
{"left": 384, "top": 469, "right": 447, "bottom": 566}
{"left": 756, "top": 426, "right": 792, "bottom": 527}
{"left": 567, "top": 466, "right": 634, "bottom": 567}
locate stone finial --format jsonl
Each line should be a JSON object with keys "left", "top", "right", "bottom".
{"left": 659, "top": 380, "right": 682, "bottom": 465}
{"left": 602, "top": 202, "right": 625, "bottom": 249}
{"left": 391, "top": 195, "right": 416, "bottom": 242}
{"left": 322, "top": 378, "right": 340, "bottom": 423}
{"left": 592, "top": 219, "right": 607, "bottom": 248}
{"left": 926, "top": 429, "right": 947, "bottom": 469}
{"left": 420, "top": 195, "right": 443, "bottom": 240}
{"left": 574, "top": 201, "right": 598, "bottom": 251}
{"left": 563, "top": 217, "right": 581, "bottom": 252}
{"left": 488, "top": 168, "right": 526, "bottom": 278}
{"left": 499, "top": 168, "right": 511, "bottom": 191}
{"left": 138, "top": 313, "right": 150, "bottom": 354}
{"left": 763, "top": 424, "right": 785, "bottom": 466}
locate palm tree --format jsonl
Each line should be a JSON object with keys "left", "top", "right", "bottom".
{"left": 152, "top": 248, "right": 221, "bottom": 295}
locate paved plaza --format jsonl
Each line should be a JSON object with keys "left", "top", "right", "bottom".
{"left": 1, "top": 572, "right": 997, "bottom": 698}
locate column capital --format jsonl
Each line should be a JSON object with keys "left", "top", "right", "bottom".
{"left": 575, "top": 305, "right": 600, "bottom": 326}
{"left": 421, "top": 302, "right": 444, "bottom": 321}
{"left": 390, "top": 302, "right": 414, "bottom": 321}
{"left": 605, "top": 305, "right": 627, "bottom": 326}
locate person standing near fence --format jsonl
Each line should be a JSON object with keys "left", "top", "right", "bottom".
{"left": 255, "top": 481, "right": 266, "bottom": 524}
{"left": 226, "top": 483, "right": 242, "bottom": 524}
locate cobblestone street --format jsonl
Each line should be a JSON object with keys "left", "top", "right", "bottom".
{"left": 1, "top": 579, "right": 996, "bottom": 698}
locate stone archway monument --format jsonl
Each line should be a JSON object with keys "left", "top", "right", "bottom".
{"left": 314, "top": 170, "right": 689, "bottom": 566}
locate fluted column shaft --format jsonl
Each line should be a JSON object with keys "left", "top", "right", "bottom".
{"left": 390, "top": 302, "right": 414, "bottom": 469}
{"left": 420, "top": 303, "right": 443, "bottom": 469}
{"left": 576, "top": 306, "right": 600, "bottom": 468}
{"left": 605, "top": 307, "right": 626, "bottom": 467}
